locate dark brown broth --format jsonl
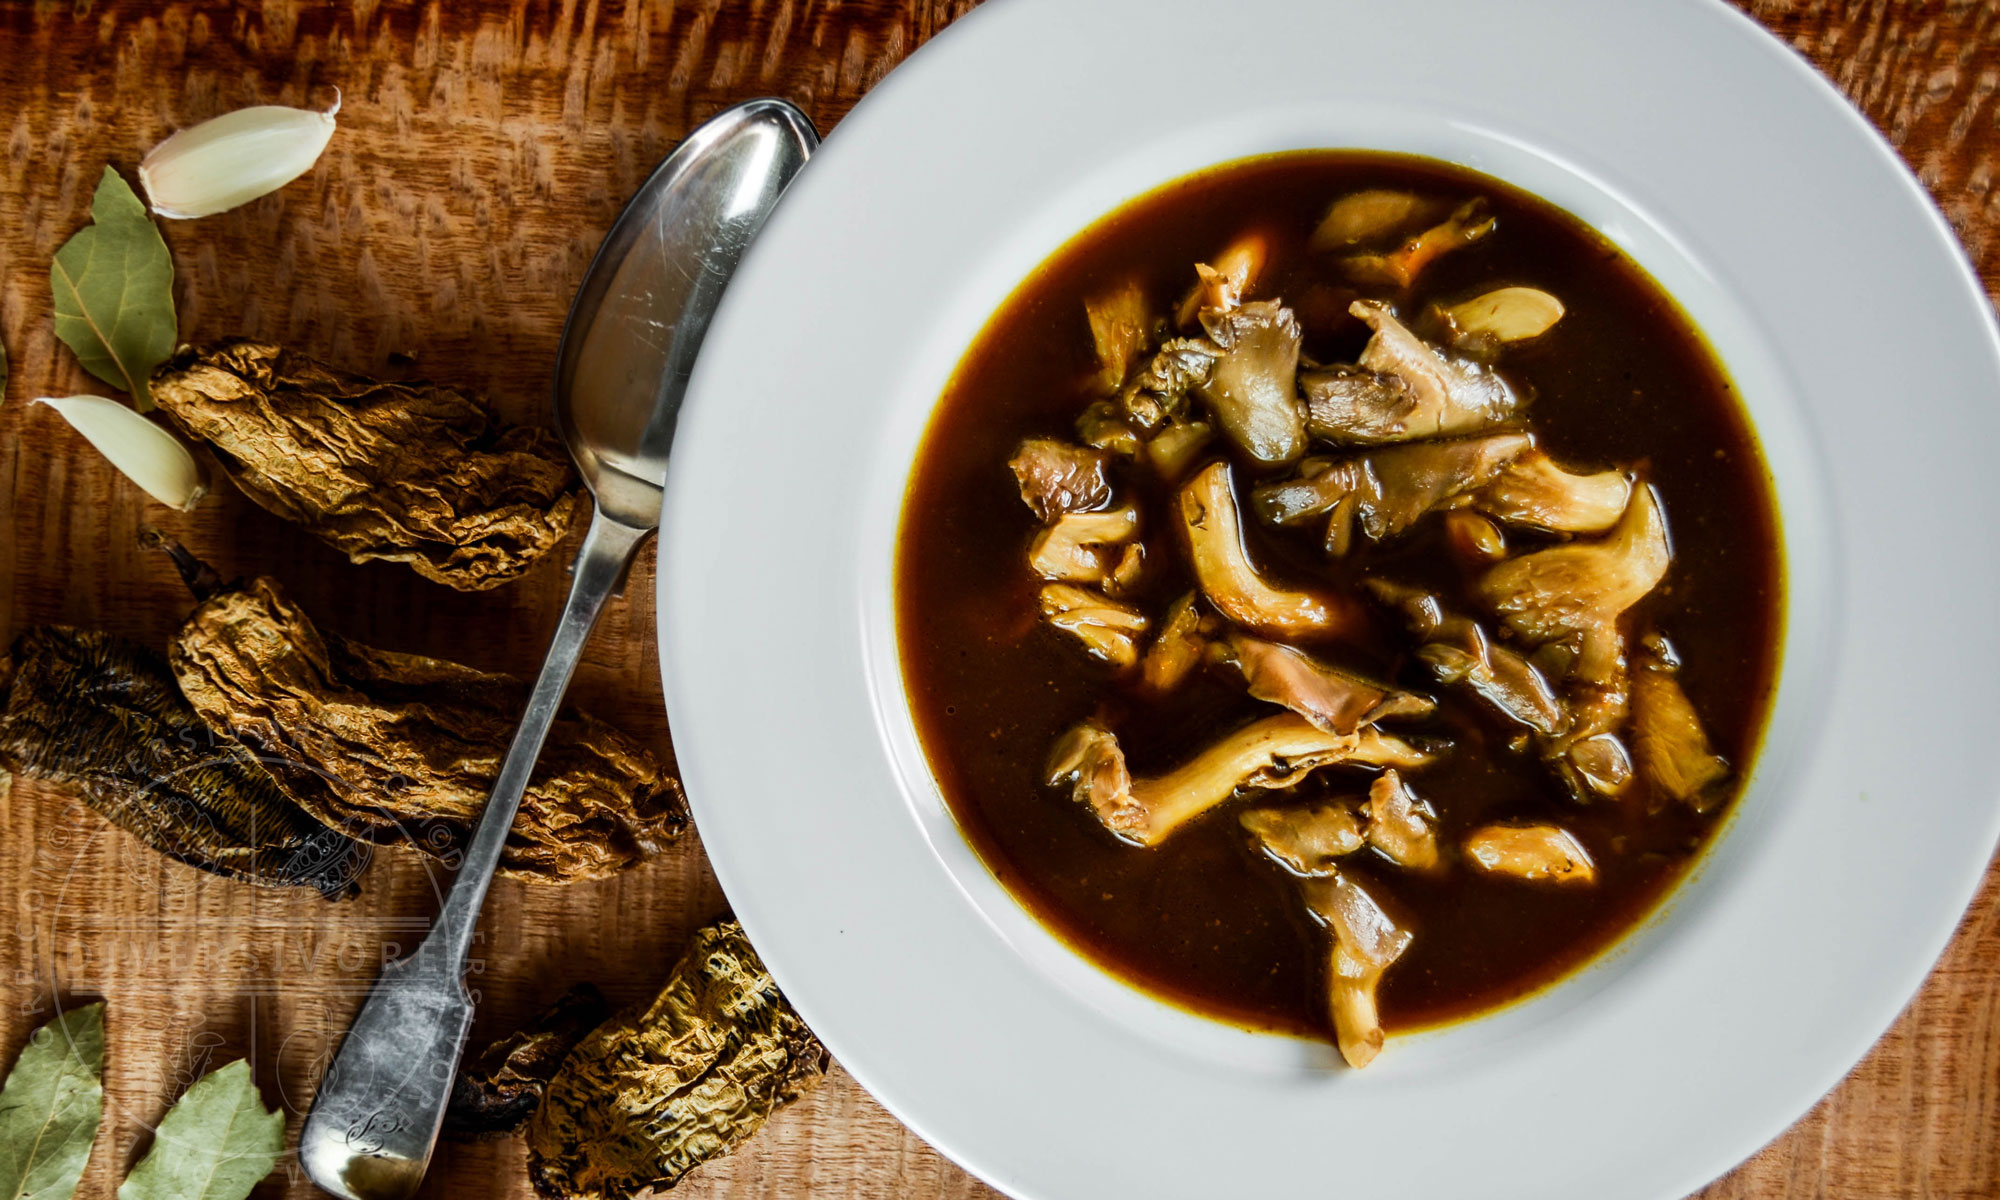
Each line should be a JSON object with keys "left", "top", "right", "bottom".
{"left": 895, "top": 151, "right": 1782, "bottom": 1038}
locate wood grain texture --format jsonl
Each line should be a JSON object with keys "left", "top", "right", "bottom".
{"left": 0, "top": 2, "right": 1991, "bottom": 1197}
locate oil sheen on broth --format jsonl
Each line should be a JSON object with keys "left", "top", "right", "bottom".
{"left": 895, "top": 152, "right": 1781, "bottom": 1061}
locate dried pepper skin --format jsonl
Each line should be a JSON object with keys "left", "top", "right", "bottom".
{"left": 151, "top": 339, "right": 581, "bottom": 591}
{"left": 525, "top": 920, "right": 830, "bottom": 1199}
{"left": 168, "top": 575, "right": 688, "bottom": 882}
{"left": 0, "top": 626, "right": 365, "bottom": 897}
{"left": 444, "top": 984, "right": 613, "bottom": 1140}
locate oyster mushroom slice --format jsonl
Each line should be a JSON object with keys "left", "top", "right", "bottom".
{"left": 1214, "top": 631, "right": 1433, "bottom": 735}
{"left": 1368, "top": 579, "right": 1567, "bottom": 738}
{"left": 1009, "top": 438, "right": 1111, "bottom": 522}
{"left": 1027, "top": 504, "right": 1139, "bottom": 584}
{"left": 1196, "top": 300, "right": 1307, "bottom": 466}
{"left": 1250, "top": 433, "right": 1533, "bottom": 553}
{"left": 1301, "top": 870, "right": 1413, "bottom": 1069}
{"left": 1475, "top": 484, "right": 1671, "bottom": 665}
{"left": 1139, "top": 592, "right": 1211, "bottom": 695}
{"left": 1038, "top": 584, "right": 1148, "bottom": 667}
{"left": 1180, "top": 461, "right": 1362, "bottom": 640}
{"left": 1632, "top": 635, "right": 1730, "bottom": 811}
{"left": 1345, "top": 299, "right": 1520, "bottom": 442}
{"left": 1342, "top": 198, "right": 1495, "bottom": 289}
{"left": 1463, "top": 823, "right": 1597, "bottom": 885}
{"left": 1175, "top": 231, "right": 1268, "bottom": 325}
{"left": 1300, "top": 365, "right": 1417, "bottom": 447}
{"left": 1365, "top": 769, "right": 1440, "bottom": 872}
{"left": 1476, "top": 449, "right": 1632, "bottom": 535}
{"left": 1239, "top": 802, "right": 1366, "bottom": 876}
{"left": 1045, "top": 712, "right": 1432, "bottom": 848}
{"left": 1084, "top": 280, "right": 1151, "bottom": 394}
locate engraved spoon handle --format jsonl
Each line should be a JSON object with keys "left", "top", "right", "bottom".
{"left": 298, "top": 509, "right": 652, "bottom": 1199}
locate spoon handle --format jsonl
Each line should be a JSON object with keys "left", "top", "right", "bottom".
{"left": 299, "top": 510, "right": 653, "bottom": 1200}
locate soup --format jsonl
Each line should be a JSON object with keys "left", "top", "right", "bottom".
{"left": 896, "top": 152, "right": 1781, "bottom": 1067}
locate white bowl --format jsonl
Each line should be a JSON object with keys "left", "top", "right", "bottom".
{"left": 660, "top": 1, "right": 2000, "bottom": 1196}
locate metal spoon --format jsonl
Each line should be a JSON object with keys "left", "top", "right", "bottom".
{"left": 298, "top": 97, "right": 817, "bottom": 1200}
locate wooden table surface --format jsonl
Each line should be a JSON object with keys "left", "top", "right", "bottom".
{"left": 0, "top": 2, "right": 1994, "bottom": 1197}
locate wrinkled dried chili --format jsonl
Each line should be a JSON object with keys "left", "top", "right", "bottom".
{"left": 153, "top": 539, "right": 686, "bottom": 883}
{"left": 445, "top": 983, "right": 613, "bottom": 1140}
{"left": 151, "top": 339, "right": 580, "bottom": 591}
{"left": 0, "top": 625, "right": 365, "bottom": 897}
{"left": 526, "top": 920, "right": 829, "bottom": 1199}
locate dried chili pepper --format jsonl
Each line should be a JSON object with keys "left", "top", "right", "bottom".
{"left": 444, "top": 984, "right": 613, "bottom": 1141}
{"left": 525, "top": 920, "right": 829, "bottom": 1200}
{"left": 0, "top": 625, "right": 365, "bottom": 897}
{"left": 152, "top": 538, "right": 687, "bottom": 882}
{"left": 150, "top": 339, "right": 581, "bottom": 591}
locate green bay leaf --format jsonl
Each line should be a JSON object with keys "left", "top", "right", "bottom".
{"left": 0, "top": 1002, "right": 106, "bottom": 1200}
{"left": 50, "top": 167, "right": 176, "bottom": 411}
{"left": 116, "top": 1059, "right": 281, "bottom": 1200}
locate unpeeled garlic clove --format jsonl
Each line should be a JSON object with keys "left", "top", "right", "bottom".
{"left": 138, "top": 95, "right": 339, "bottom": 220}
{"left": 1444, "top": 286, "right": 1566, "bottom": 343}
{"left": 35, "top": 395, "right": 208, "bottom": 510}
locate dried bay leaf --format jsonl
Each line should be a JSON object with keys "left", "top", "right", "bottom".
{"left": 526, "top": 920, "right": 829, "bottom": 1200}
{"left": 166, "top": 572, "right": 685, "bottom": 882}
{"left": 444, "top": 984, "right": 613, "bottom": 1140}
{"left": 116, "top": 1059, "right": 281, "bottom": 1200}
{"left": 151, "top": 340, "right": 580, "bottom": 591}
{"left": 50, "top": 168, "right": 176, "bottom": 411}
{"left": 0, "top": 626, "right": 366, "bottom": 897}
{"left": 0, "top": 1002, "right": 105, "bottom": 1200}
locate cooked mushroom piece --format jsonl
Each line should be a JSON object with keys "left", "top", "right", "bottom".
{"left": 1476, "top": 450, "right": 1632, "bottom": 534}
{"left": 1085, "top": 280, "right": 1152, "bottom": 394}
{"left": 1309, "top": 189, "right": 1430, "bottom": 252}
{"left": 1632, "top": 635, "right": 1729, "bottom": 811}
{"left": 1303, "top": 301, "right": 1519, "bottom": 446}
{"left": 1038, "top": 584, "right": 1149, "bottom": 667}
{"left": 1342, "top": 199, "right": 1494, "bottom": 289}
{"left": 1145, "top": 418, "right": 1215, "bottom": 481}
{"left": 1195, "top": 301, "right": 1307, "bottom": 466}
{"left": 1009, "top": 438, "right": 1111, "bottom": 521}
{"left": 1463, "top": 823, "right": 1596, "bottom": 884}
{"left": 1365, "top": 769, "right": 1440, "bottom": 872}
{"left": 1300, "top": 365, "right": 1415, "bottom": 446}
{"left": 1368, "top": 580, "right": 1566, "bottom": 737}
{"left": 1476, "top": 484, "right": 1671, "bottom": 682}
{"left": 1300, "top": 870, "right": 1413, "bottom": 1068}
{"left": 1212, "top": 631, "right": 1432, "bottom": 735}
{"left": 1180, "top": 461, "right": 1364, "bottom": 640}
{"left": 1240, "top": 802, "right": 1365, "bottom": 876}
{"left": 1124, "top": 337, "right": 1218, "bottom": 429}
{"left": 1045, "top": 712, "right": 1432, "bottom": 847}
{"left": 1105, "top": 543, "right": 1145, "bottom": 596}
{"left": 1028, "top": 505, "right": 1139, "bottom": 584}
{"left": 1249, "top": 433, "right": 1532, "bottom": 553}
{"left": 1175, "top": 231, "right": 1268, "bottom": 325}
{"left": 1139, "top": 592, "right": 1210, "bottom": 695}
{"left": 1076, "top": 399, "right": 1144, "bottom": 455}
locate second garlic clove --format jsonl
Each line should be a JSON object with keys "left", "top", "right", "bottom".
{"left": 139, "top": 97, "right": 339, "bottom": 220}
{"left": 36, "top": 395, "right": 209, "bottom": 510}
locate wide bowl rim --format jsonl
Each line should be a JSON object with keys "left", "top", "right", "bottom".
{"left": 660, "top": 2, "right": 2000, "bottom": 1197}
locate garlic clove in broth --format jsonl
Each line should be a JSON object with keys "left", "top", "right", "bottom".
{"left": 35, "top": 394, "right": 208, "bottom": 510}
{"left": 1445, "top": 286, "right": 1566, "bottom": 344}
{"left": 138, "top": 95, "right": 339, "bottom": 219}
{"left": 1309, "top": 189, "right": 1427, "bottom": 251}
